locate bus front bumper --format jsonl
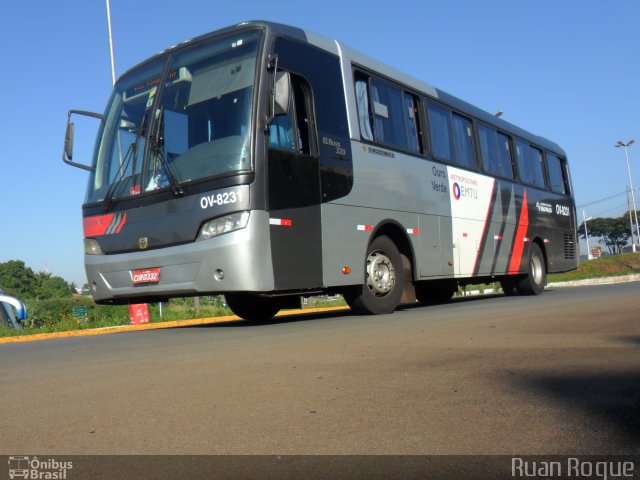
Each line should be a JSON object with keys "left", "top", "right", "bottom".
{"left": 85, "top": 210, "right": 275, "bottom": 303}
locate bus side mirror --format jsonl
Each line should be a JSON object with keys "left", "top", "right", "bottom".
{"left": 62, "top": 110, "right": 103, "bottom": 172}
{"left": 64, "top": 122, "right": 75, "bottom": 161}
{"left": 273, "top": 71, "right": 291, "bottom": 116}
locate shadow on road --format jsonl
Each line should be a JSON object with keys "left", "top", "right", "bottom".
{"left": 182, "top": 309, "right": 355, "bottom": 329}
{"left": 397, "top": 293, "right": 505, "bottom": 311}
{"left": 514, "top": 371, "right": 640, "bottom": 445}
{"left": 180, "top": 293, "right": 509, "bottom": 329}
{"left": 613, "top": 336, "right": 640, "bottom": 346}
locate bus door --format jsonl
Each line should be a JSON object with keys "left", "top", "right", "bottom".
{"left": 267, "top": 72, "right": 323, "bottom": 291}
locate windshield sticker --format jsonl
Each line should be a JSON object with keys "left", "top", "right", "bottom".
{"left": 146, "top": 86, "right": 157, "bottom": 110}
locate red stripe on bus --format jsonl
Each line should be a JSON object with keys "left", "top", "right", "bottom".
{"left": 508, "top": 190, "right": 530, "bottom": 273}
{"left": 83, "top": 213, "right": 115, "bottom": 237}
{"left": 115, "top": 212, "right": 127, "bottom": 233}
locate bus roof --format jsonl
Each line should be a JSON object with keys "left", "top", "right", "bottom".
{"left": 119, "top": 20, "right": 566, "bottom": 157}
{"left": 299, "top": 25, "right": 566, "bottom": 156}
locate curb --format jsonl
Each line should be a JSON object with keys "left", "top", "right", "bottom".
{"left": 0, "top": 306, "right": 350, "bottom": 345}
{"left": 458, "top": 274, "right": 640, "bottom": 297}
{"left": 547, "top": 273, "right": 640, "bottom": 288}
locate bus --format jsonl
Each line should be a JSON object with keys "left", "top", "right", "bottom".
{"left": 62, "top": 20, "right": 578, "bottom": 320}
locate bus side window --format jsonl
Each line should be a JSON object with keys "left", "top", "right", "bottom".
{"left": 451, "top": 113, "right": 475, "bottom": 169}
{"left": 370, "top": 78, "right": 411, "bottom": 150}
{"left": 547, "top": 152, "right": 568, "bottom": 194}
{"left": 529, "top": 146, "right": 547, "bottom": 189}
{"left": 427, "top": 102, "right": 453, "bottom": 162}
{"left": 404, "top": 93, "right": 422, "bottom": 153}
{"left": 515, "top": 140, "right": 546, "bottom": 189}
{"left": 355, "top": 74, "right": 374, "bottom": 141}
{"left": 497, "top": 132, "right": 515, "bottom": 179}
{"left": 478, "top": 124, "right": 514, "bottom": 179}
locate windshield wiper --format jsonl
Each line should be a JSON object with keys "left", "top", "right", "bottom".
{"left": 150, "top": 106, "right": 184, "bottom": 197}
{"left": 102, "top": 114, "right": 147, "bottom": 211}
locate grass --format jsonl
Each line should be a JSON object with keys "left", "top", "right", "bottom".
{"left": 0, "top": 296, "right": 347, "bottom": 338}
{"left": 548, "top": 252, "right": 640, "bottom": 282}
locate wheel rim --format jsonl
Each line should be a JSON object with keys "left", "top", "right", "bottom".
{"left": 531, "top": 253, "right": 544, "bottom": 286}
{"left": 366, "top": 251, "right": 396, "bottom": 296}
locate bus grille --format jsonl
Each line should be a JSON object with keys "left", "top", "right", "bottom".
{"left": 564, "top": 233, "right": 576, "bottom": 260}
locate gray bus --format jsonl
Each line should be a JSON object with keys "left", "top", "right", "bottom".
{"left": 63, "top": 21, "right": 578, "bottom": 320}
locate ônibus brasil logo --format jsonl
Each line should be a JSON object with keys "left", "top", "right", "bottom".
{"left": 8, "top": 456, "right": 73, "bottom": 479}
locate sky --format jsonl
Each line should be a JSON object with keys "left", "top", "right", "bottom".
{"left": 1, "top": 0, "right": 639, "bottom": 286}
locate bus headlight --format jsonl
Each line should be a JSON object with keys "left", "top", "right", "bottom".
{"left": 84, "top": 239, "right": 104, "bottom": 255}
{"left": 198, "top": 211, "right": 250, "bottom": 240}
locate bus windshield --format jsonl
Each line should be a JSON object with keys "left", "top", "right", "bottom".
{"left": 86, "top": 29, "right": 262, "bottom": 204}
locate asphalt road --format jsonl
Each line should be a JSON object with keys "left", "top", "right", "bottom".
{"left": 1, "top": 282, "right": 639, "bottom": 455}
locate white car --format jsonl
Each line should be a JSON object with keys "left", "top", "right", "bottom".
{"left": 0, "top": 288, "right": 27, "bottom": 329}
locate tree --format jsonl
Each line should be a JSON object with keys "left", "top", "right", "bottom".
{"left": 36, "top": 272, "right": 75, "bottom": 299}
{"left": 0, "top": 260, "right": 75, "bottom": 299}
{"left": 0, "top": 260, "right": 39, "bottom": 298}
{"left": 578, "top": 217, "right": 630, "bottom": 255}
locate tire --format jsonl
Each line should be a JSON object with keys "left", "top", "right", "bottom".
{"left": 344, "top": 235, "right": 404, "bottom": 315}
{"left": 516, "top": 243, "right": 546, "bottom": 295}
{"left": 415, "top": 280, "right": 456, "bottom": 305}
{"left": 225, "top": 293, "right": 281, "bottom": 321}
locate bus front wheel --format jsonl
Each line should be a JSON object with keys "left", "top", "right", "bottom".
{"left": 516, "top": 243, "right": 546, "bottom": 295}
{"left": 344, "top": 235, "right": 404, "bottom": 315}
{"left": 225, "top": 293, "right": 281, "bottom": 321}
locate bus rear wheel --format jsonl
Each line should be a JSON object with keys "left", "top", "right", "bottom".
{"left": 344, "top": 235, "right": 404, "bottom": 315}
{"left": 516, "top": 243, "right": 546, "bottom": 295}
{"left": 225, "top": 293, "right": 281, "bottom": 321}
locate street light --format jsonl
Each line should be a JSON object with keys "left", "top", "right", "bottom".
{"left": 615, "top": 140, "right": 640, "bottom": 252}
{"left": 106, "top": 0, "right": 116, "bottom": 86}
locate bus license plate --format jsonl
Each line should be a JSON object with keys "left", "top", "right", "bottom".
{"left": 132, "top": 268, "right": 161, "bottom": 285}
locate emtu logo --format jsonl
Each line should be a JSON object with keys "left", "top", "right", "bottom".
{"left": 453, "top": 182, "right": 461, "bottom": 200}
{"left": 452, "top": 182, "right": 478, "bottom": 200}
